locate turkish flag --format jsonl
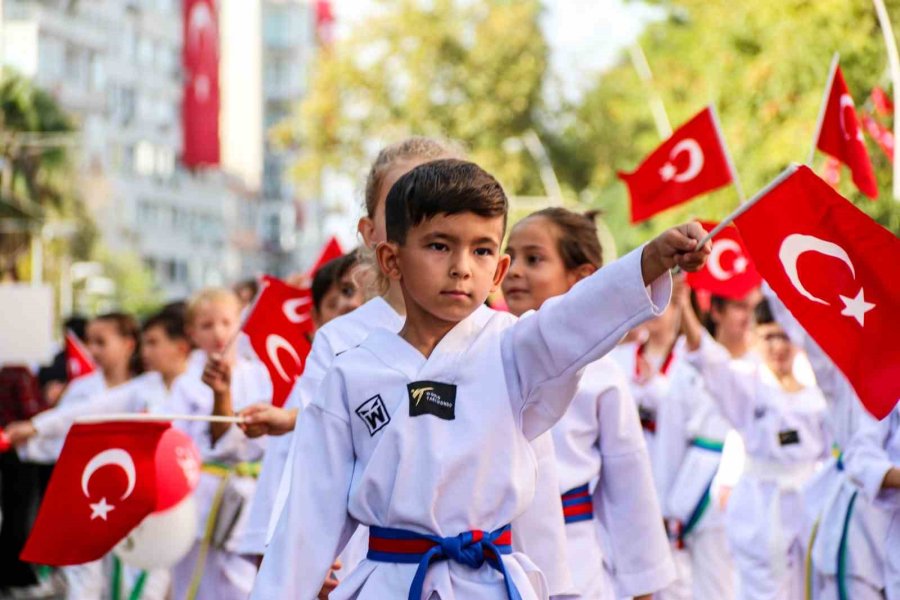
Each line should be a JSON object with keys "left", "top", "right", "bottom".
{"left": 0, "top": 426, "right": 11, "bottom": 453}
{"left": 66, "top": 330, "right": 96, "bottom": 381}
{"left": 735, "top": 165, "right": 900, "bottom": 419}
{"left": 619, "top": 107, "right": 734, "bottom": 224}
{"left": 815, "top": 66, "right": 878, "bottom": 198}
{"left": 21, "top": 421, "right": 200, "bottom": 565}
{"left": 861, "top": 111, "right": 894, "bottom": 161}
{"left": 307, "top": 235, "right": 344, "bottom": 277}
{"left": 182, "top": 0, "right": 220, "bottom": 168}
{"left": 243, "top": 276, "right": 314, "bottom": 407}
{"left": 686, "top": 221, "right": 761, "bottom": 300}
{"left": 871, "top": 86, "right": 894, "bottom": 117}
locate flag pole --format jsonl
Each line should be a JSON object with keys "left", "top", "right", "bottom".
{"left": 75, "top": 413, "right": 245, "bottom": 425}
{"left": 222, "top": 276, "right": 267, "bottom": 356}
{"left": 807, "top": 53, "right": 841, "bottom": 166}
{"left": 696, "top": 164, "right": 800, "bottom": 248}
{"left": 873, "top": 0, "right": 900, "bottom": 200}
{"left": 709, "top": 104, "right": 746, "bottom": 203}
{"left": 628, "top": 42, "right": 673, "bottom": 139}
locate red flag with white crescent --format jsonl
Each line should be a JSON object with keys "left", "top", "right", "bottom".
{"left": 815, "top": 65, "right": 878, "bottom": 198}
{"left": 242, "top": 276, "right": 314, "bottom": 407}
{"left": 860, "top": 111, "right": 894, "bottom": 161}
{"left": 66, "top": 330, "right": 96, "bottom": 381}
{"left": 307, "top": 235, "right": 345, "bottom": 277}
{"left": 618, "top": 107, "right": 735, "bottom": 224}
{"left": 685, "top": 221, "right": 761, "bottom": 300}
{"left": 182, "top": 0, "right": 220, "bottom": 168}
{"left": 21, "top": 422, "right": 200, "bottom": 565}
{"left": 734, "top": 165, "right": 900, "bottom": 419}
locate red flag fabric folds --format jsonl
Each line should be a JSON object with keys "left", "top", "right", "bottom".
{"left": 21, "top": 422, "right": 200, "bottom": 565}
{"left": 815, "top": 65, "right": 878, "bottom": 198}
{"left": 619, "top": 107, "right": 734, "bottom": 223}
{"left": 735, "top": 165, "right": 900, "bottom": 419}
{"left": 242, "top": 276, "right": 315, "bottom": 407}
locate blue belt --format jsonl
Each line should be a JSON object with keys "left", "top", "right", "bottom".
{"left": 367, "top": 524, "right": 521, "bottom": 600}
{"left": 690, "top": 436, "right": 725, "bottom": 452}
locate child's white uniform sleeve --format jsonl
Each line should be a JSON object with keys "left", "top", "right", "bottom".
{"left": 595, "top": 369, "right": 675, "bottom": 595}
{"left": 510, "top": 432, "right": 576, "bottom": 598}
{"left": 30, "top": 384, "right": 137, "bottom": 439}
{"left": 503, "top": 246, "right": 671, "bottom": 440}
{"left": 251, "top": 368, "right": 357, "bottom": 600}
{"left": 653, "top": 367, "right": 690, "bottom": 511}
{"left": 845, "top": 410, "right": 899, "bottom": 508}
{"left": 685, "top": 334, "right": 756, "bottom": 430}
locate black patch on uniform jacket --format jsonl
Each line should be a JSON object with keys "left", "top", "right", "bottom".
{"left": 778, "top": 429, "right": 801, "bottom": 446}
{"left": 408, "top": 381, "right": 457, "bottom": 421}
{"left": 356, "top": 395, "right": 391, "bottom": 435}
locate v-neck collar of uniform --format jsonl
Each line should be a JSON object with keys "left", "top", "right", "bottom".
{"left": 362, "top": 296, "right": 405, "bottom": 330}
{"left": 362, "top": 304, "right": 494, "bottom": 382}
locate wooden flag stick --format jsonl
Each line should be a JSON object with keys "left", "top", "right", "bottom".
{"left": 75, "top": 413, "right": 245, "bottom": 425}
{"left": 807, "top": 53, "right": 840, "bottom": 166}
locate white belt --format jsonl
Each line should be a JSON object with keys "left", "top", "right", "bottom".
{"left": 743, "top": 457, "right": 816, "bottom": 579}
{"left": 743, "top": 458, "right": 816, "bottom": 491}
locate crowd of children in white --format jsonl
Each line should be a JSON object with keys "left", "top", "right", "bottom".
{"left": 2, "top": 137, "right": 898, "bottom": 600}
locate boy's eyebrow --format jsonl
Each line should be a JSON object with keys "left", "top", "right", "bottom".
{"left": 423, "top": 231, "right": 501, "bottom": 246}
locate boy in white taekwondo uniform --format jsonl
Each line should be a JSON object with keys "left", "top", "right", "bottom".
{"left": 845, "top": 405, "right": 900, "bottom": 598}
{"left": 7, "top": 311, "right": 199, "bottom": 600}
{"left": 245, "top": 296, "right": 577, "bottom": 598}
{"left": 252, "top": 159, "right": 709, "bottom": 599}
{"left": 682, "top": 297, "right": 831, "bottom": 600}
{"left": 764, "top": 290, "right": 890, "bottom": 599}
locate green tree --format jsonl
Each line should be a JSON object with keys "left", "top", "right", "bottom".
{"left": 548, "top": 0, "right": 900, "bottom": 251}
{"left": 275, "top": 0, "right": 550, "bottom": 199}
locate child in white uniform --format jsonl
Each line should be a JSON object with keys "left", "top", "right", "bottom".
{"left": 501, "top": 207, "right": 675, "bottom": 600}
{"left": 682, "top": 298, "right": 831, "bottom": 600}
{"left": 8, "top": 311, "right": 200, "bottom": 600}
{"left": 845, "top": 405, "right": 900, "bottom": 598}
{"left": 765, "top": 289, "right": 889, "bottom": 599}
{"left": 240, "top": 138, "right": 576, "bottom": 599}
{"left": 169, "top": 289, "right": 270, "bottom": 600}
{"left": 252, "top": 159, "right": 708, "bottom": 599}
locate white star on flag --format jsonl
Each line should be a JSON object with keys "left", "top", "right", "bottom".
{"left": 659, "top": 163, "right": 677, "bottom": 182}
{"left": 839, "top": 288, "right": 875, "bottom": 326}
{"left": 89, "top": 497, "right": 115, "bottom": 521}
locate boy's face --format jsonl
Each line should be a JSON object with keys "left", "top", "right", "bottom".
{"left": 190, "top": 299, "right": 240, "bottom": 358}
{"left": 756, "top": 321, "right": 796, "bottom": 377}
{"left": 314, "top": 266, "right": 365, "bottom": 326}
{"left": 141, "top": 326, "right": 189, "bottom": 373}
{"left": 379, "top": 212, "right": 510, "bottom": 325}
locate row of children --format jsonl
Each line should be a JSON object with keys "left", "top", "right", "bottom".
{"left": 7, "top": 134, "right": 899, "bottom": 600}
{"left": 3, "top": 250, "right": 367, "bottom": 599}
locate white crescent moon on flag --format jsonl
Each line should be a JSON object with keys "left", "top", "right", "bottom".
{"left": 282, "top": 298, "right": 313, "bottom": 325}
{"left": 81, "top": 448, "right": 136, "bottom": 500}
{"left": 839, "top": 94, "right": 863, "bottom": 142}
{"left": 778, "top": 234, "right": 855, "bottom": 305}
{"left": 707, "top": 239, "right": 745, "bottom": 281}
{"left": 188, "top": 3, "right": 214, "bottom": 48}
{"left": 661, "top": 139, "right": 704, "bottom": 183}
{"left": 266, "top": 334, "right": 302, "bottom": 382}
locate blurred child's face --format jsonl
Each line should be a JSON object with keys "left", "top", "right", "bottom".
{"left": 190, "top": 298, "right": 241, "bottom": 358}
{"left": 381, "top": 212, "right": 510, "bottom": 325}
{"left": 359, "top": 158, "right": 438, "bottom": 249}
{"left": 86, "top": 320, "right": 135, "bottom": 373}
{"left": 756, "top": 321, "right": 796, "bottom": 377}
{"left": 502, "top": 217, "right": 579, "bottom": 317}
{"left": 711, "top": 293, "right": 757, "bottom": 343}
{"left": 141, "top": 326, "right": 188, "bottom": 374}
{"left": 315, "top": 266, "right": 365, "bottom": 326}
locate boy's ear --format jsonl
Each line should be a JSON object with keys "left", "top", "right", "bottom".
{"left": 357, "top": 217, "right": 377, "bottom": 249}
{"left": 572, "top": 263, "right": 597, "bottom": 284}
{"left": 492, "top": 253, "right": 511, "bottom": 292}
{"left": 375, "top": 241, "right": 402, "bottom": 281}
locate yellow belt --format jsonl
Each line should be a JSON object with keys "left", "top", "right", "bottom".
{"left": 201, "top": 461, "right": 261, "bottom": 478}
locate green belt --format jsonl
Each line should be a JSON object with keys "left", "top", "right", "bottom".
{"left": 689, "top": 436, "right": 725, "bottom": 453}
{"left": 111, "top": 556, "right": 147, "bottom": 600}
{"left": 201, "top": 460, "right": 261, "bottom": 478}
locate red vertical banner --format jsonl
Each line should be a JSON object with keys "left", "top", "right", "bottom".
{"left": 182, "top": 0, "right": 220, "bottom": 168}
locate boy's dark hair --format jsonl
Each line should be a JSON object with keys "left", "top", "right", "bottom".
{"left": 385, "top": 159, "right": 508, "bottom": 245}
{"left": 754, "top": 298, "right": 775, "bottom": 326}
{"left": 64, "top": 315, "right": 88, "bottom": 341}
{"left": 94, "top": 312, "right": 143, "bottom": 376}
{"left": 142, "top": 310, "right": 188, "bottom": 342}
{"left": 312, "top": 250, "right": 360, "bottom": 311}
